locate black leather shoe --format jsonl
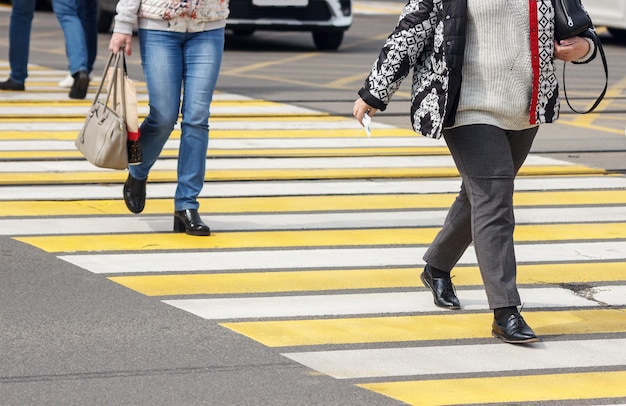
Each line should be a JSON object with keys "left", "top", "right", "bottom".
{"left": 420, "top": 264, "right": 460, "bottom": 309}
{"left": 174, "top": 209, "right": 211, "bottom": 236}
{"left": 123, "top": 174, "right": 146, "bottom": 214}
{"left": 69, "top": 70, "right": 89, "bottom": 99}
{"left": 0, "top": 78, "right": 25, "bottom": 91}
{"left": 492, "top": 313, "right": 539, "bottom": 344}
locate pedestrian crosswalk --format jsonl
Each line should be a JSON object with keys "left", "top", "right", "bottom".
{"left": 2, "top": 63, "right": 626, "bottom": 405}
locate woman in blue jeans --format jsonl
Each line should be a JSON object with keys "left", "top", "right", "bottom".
{"left": 109, "top": 0, "right": 228, "bottom": 236}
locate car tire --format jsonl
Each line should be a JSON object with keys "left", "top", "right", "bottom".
{"left": 97, "top": 9, "right": 115, "bottom": 34}
{"left": 608, "top": 27, "right": 626, "bottom": 42}
{"left": 312, "top": 31, "right": 344, "bottom": 51}
{"left": 232, "top": 29, "right": 256, "bottom": 36}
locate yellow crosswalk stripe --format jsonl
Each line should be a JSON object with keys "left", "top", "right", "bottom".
{"left": 2, "top": 190, "right": 625, "bottom": 216}
{"left": 108, "top": 262, "right": 626, "bottom": 296}
{"left": 221, "top": 309, "right": 626, "bottom": 347}
{"left": 0, "top": 165, "right": 607, "bottom": 186}
{"left": 0, "top": 146, "right": 449, "bottom": 160}
{"left": 0, "top": 100, "right": 298, "bottom": 107}
{"left": 0, "top": 127, "right": 417, "bottom": 140}
{"left": 14, "top": 222, "right": 626, "bottom": 253}
{"left": 0, "top": 115, "right": 344, "bottom": 124}
{"left": 359, "top": 370, "right": 626, "bottom": 405}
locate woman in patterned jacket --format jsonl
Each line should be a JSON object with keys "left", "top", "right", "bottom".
{"left": 109, "top": 0, "right": 229, "bottom": 236}
{"left": 353, "top": 0, "right": 598, "bottom": 343}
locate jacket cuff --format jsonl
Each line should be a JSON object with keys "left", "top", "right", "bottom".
{"left": 358, "top": 88, "right": 387, "bottom": 112}
{"left": 573, "top": 37, "right": 595, "bottom": 64}
{"left": 113, "top": 21, "right": 135, "bottom": 35}
{"left": 573, "top": 29, "right": 598, "bottom": 64}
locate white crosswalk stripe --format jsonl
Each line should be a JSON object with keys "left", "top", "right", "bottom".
{"left": 2, "top": 63, "right": 626, "bottom": 405}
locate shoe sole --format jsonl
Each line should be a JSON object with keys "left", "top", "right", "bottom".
{"left": 492, "top": 331, "right": 540, "bottom": 344}
{"left": 420, "top": 272, "right": 461, "bottom": 310}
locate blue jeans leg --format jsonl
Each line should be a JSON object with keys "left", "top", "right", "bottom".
{"left": 134, "top": 28, "right": 224, "bottom": 211}
{"left": 77, "top": 0, "right": 97, "bottom": 73}
{"left": 52, "top": 0, "right": 91, "bottom": 74}
{"left": 9, "top": 0, "right": 36, "bottom": 84}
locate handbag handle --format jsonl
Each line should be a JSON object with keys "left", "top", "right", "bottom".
{"left": 91, "top": 51, "right": 127, "bottom": 122}
{"left": 561, "top": 36, "right": 608, "bottom": 114}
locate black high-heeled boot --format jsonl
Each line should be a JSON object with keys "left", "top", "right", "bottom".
{"left": 123, "top": 174, "right": 146, "bottom": 214}
{"left": 174, "top": 209, "right": 211, "bottom": 236}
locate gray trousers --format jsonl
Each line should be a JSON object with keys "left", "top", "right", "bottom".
{"left": 423, "top": 124, "right": 539, "bottom": 309}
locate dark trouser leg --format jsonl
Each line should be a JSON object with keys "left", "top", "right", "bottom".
{"left": 423, "top": 124, "right": 538, "bottom": 309}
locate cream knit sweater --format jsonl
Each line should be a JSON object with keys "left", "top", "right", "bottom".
{"left": 452, "top": 0, "right": 536, "bottom": 131}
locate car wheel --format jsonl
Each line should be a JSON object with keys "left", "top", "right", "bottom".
{"left": 312, "top": 31, "right": 344, "bottom": 51}
{"left": 97, "top": 9, "right": 115, "bottom": 34}
{"left": 232, "top": 29, "right": 255, "bottom": 36}
{"left": 608, "top": 27, "right": 626, "bottom": 42}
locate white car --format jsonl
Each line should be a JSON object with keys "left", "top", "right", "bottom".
{"left": 226, "top": 0, "right": 352, "bottom": 50}
{"left": 585, "top": 0, "right": 626, "bottom": 41}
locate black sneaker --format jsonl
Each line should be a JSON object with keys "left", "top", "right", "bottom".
{"left": 69, "top": 71, "right": 89, "bottom": 99}
{"left": 0, "top": 78, "right": 25, "bottom": 91}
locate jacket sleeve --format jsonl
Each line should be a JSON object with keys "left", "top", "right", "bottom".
{"left": 113, "top": 0, "right": 142, "bottom": 35}
{"left": 358, "top": 0, "right": 438, "bottom": 111}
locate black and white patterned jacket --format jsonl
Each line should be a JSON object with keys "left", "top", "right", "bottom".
{"left": 358, "top": 0, "right": 597, "bottom": 139}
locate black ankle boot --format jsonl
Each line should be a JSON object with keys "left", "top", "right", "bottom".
{"left": 123, "top": 174, "right": 146, "bottom": 214}
{"left": 174, "top": 209, "right": 211, "bottom": 236}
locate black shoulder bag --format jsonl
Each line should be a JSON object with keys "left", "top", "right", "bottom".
{"left": 553, "top": 0, "right": 609, "bottom": 114}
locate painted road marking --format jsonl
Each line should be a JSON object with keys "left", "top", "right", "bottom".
{"left": 3, "top": 206, "right": 626, "bottom": 235}
{"left": 285, "top": 338, "right": 626, "bottom": 379}
{"left": 104, "top": 262, "right": 626, "bottom": 296}
{"left": 58, "top": 242, "right": 626, "bottom": 274}
{"left": 15, "top": 222, "right": 626, "bottom": 253}
{"left": 163, "top": 288, "right": 603, "bottom": 320}
{"left": 358, "top": 371, "right": 626, "bottom": 405}
{"left": 221, "top": 309, "right": 626, "bottom": 346}
{"left": 1, "top": 178, "right": 626, "bottom": 200}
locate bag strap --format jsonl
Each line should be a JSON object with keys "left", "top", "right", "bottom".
{"left": 109, "top": 51, "right": 127, "bottom": 123}
{"left": 90, "top": 51, "right": 126, "bottom": 122}
{"left": 90, "top": 52, "right": 115, "bottom": 105}
{"left": 562, "top": 36, "right": 609, "bottom": 114}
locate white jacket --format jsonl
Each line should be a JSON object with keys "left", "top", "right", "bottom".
{"left": 114, "top": 0, "right": 229, "bottom": 34}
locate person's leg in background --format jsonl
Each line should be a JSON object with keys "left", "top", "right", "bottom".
{"left": 77, "top": 0, "right": 98, "bottom": 74}
{"left": 51, "top": 0, "right": 90, "bottom": 99}
{"left": 0, "top": 0, "right": 36, "bottom": 90}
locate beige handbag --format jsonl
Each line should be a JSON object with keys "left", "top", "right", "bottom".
{"left": 75, "top": 51, "right": 129, "bottom": 170}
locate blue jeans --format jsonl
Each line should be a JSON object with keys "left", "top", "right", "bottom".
{"left": 8, "top": 0, "right": 36, "bottom": 84}
{"left": 52, "top": 0, "right": 97, "bottom": 75}
{"left": 132, "top": 28, "right": 225, "bottom": 211}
